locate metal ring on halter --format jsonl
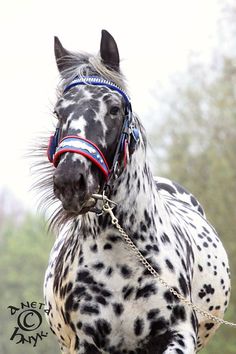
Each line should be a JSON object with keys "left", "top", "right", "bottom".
{"left": 92, "top": 193, "right": 118, "bottom": 209}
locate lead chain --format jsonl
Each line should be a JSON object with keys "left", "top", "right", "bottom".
{"left": 102, "top": 201, "right": 236, "bottom": 327}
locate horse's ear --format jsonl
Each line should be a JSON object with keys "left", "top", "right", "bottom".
{"left": 54, "top": 36, "right": 71, "bottom": 73}
{"left": 100, "top": 30, "right": 120, "bottom": 71}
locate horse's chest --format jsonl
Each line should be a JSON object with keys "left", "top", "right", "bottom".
{"left": 58, "top": 263, "right": 169, "bottom": 351}
{"left": 65, "top": 240, "right": 161, "bottom": 319}
{"left": 45, "top": 236, "right": 178, "bottom": 350}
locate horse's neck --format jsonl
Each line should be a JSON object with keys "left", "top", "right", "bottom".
{"left": 110, "top": 148, "right": 158, "bottom": 228}
{"left": 79, "top": 144, "right": 161, "bottom": 250}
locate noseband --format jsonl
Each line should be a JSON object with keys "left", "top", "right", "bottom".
{"left": 53, "top": 135, "right": 110, "bottom": 179}
{"left": 47, "top": 76, "right": 140, "bottom": 184}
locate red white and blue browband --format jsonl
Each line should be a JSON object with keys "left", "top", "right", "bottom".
{"left": 47, "top": 76, "right": 139, "bottom": 181}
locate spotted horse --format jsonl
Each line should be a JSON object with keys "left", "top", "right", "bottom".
{"left": 38, "top": 30, "right": 232, "bottom": 353}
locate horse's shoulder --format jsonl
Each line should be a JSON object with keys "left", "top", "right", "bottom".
{"left": 154, "top": 176, "right": 205, "bottom": 217}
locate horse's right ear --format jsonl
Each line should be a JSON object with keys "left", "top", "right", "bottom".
{"left": 54, "top": 36, "right": 71, "bottom": 73}
{"left": 100, "top": 30, "right": 120, "bottom": 71}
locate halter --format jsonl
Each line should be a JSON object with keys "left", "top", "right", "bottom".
{"left": 47, "top": 76, "right": 140, "bottom": 183}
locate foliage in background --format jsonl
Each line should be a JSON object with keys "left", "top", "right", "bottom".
{"left": 0, "top": 199, "right": 60, "bottom": 354}
{"left": 148, "top": 39, "right": 236, "bottom": 354}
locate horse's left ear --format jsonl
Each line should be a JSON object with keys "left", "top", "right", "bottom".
{"left": 54, "top": 36, "right": 72, "bottom": 73}
{"left": 100, "top": 30, "right": 120, "bottom": 71}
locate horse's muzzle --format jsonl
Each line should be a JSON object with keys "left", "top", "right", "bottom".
{"left": 53, "top": 161, "right": 98, "bottom": 214}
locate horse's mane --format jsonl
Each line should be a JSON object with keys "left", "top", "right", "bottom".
{"left": 31, "top": 52, "right": 144, "bottom": 232}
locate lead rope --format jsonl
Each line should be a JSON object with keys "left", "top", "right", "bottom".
{"left": 93, "top": 194, "right": 236, "bottom": 328}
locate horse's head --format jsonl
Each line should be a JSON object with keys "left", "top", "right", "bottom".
{"left": 49, "top": 30, "right": 138, "bottom": 215}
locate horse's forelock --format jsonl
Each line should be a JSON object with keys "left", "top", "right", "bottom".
{"left": 56, "top": 52, "right": 128, "bottom": 94}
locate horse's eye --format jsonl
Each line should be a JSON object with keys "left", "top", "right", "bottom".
{"left": 110, "top": 106, "right": 120, "bottom": 115}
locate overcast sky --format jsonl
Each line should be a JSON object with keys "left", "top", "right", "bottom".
{"left": 0, "top": 0, "right": 223, "bottom": 210}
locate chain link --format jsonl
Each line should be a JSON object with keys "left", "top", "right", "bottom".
{"left": 102, "top": 200, "right": 236, "bottom": 328}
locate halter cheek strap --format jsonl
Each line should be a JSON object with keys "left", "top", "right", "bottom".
{"left": 53, "top": 136, "right": 110, "bottom": 179}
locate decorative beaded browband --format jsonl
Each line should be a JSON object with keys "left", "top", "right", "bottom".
{"left": 47, "top": 76, "right": 139, "bottom": 181}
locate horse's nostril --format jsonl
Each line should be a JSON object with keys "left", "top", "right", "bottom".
{"left": 53, "top": 175, "right": 64, "bottom": 197}
{"left": 74, "top": 174, "right": 87, "bottom": 192}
